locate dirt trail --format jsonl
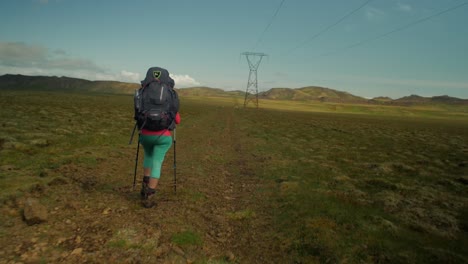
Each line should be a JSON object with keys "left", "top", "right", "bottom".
{"left": 0, "top": 106, "right": 281, "bottom": 263}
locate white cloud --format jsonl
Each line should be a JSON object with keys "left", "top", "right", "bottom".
{"left": 397, "top": 3, "right": 412, "bottom": 12}
{"left": 0, "top": 65, "right": 93, "bottom": 80}
{"left": 53, "top": 49, "right": 67, "bottom": 56}
{"left": 0, "top": 41, "right": 199, "bottom": 86}
{"left": 365, "top": 7, "right": 385, "bottom": 21}
{"left": 0, "top": 42, "right": 46, "bottom": 66}
{"left": 119, "top": 70, "right": 140, "bottom": 83}
{"left": 170, "top": 74, "right": 201, "bottom": 87}
{"left": 0, "top": 41, "right": 105, "bottom": 72}
{"left": 46, "top": 57, "right": 104, "bottom": 72}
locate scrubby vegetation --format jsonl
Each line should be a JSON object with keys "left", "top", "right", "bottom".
{"left": 0, "top": 89, "right": 467, "bottom": 263}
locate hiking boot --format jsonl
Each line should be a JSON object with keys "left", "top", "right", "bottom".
{"left": 140, "top": 176, "right": 150, "bottom": 200}
{"left": 142, "top": 188, "right": 157, "bottom": 208}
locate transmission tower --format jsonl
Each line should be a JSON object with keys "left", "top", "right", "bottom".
{"left": 241, "top": 52, "right": 267, "bottom": 108}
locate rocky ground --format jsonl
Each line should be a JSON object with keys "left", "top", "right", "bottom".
{"left": 1, "top": 92, "right": 467, "bottom": 263}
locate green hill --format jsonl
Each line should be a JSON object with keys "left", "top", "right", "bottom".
{"left": 392, "top": 94, "right": 468, "bottom": 105}
{"left": 176, "top": 87, "right": 232, "bottom": 97}
{"left": 1, "top": 74, "right": 466, "bottom": 105}
{"left": 259, "top": 86, "right": 366, "bottom": 102}
{"left": 394, "top": 94, "right": 431, "bottom": 104}
{"left": 371, "top": 96, "right": 393, "bottom": 101}
{"left": 0, "top": 74, "right": 138, "bottom": 94}
{"left": 258, "top": 88, "right": 296, "bottom": 100}
{"left": 431, "top": 95, "right": 468, "bottom": 105}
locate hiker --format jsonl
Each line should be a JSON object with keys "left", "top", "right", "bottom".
{"left": 134, "top": 67, "right": 180, "bottom": 208}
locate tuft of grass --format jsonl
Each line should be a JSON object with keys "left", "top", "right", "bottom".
{"left": 226, "top": 209, "right": 256, "bottom": 220}
{"left": 107, "top": 239, "right": 127, "bottom": 248}
{"left": 171, "top": 230, "right": 202, "bottom": 247}
{"left": 183, "top": 189, "right": 207, "bottom": 202}
{"left": 106, "top": 228, "right": 157, "bottom": 251}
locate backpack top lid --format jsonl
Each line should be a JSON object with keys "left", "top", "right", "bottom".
{"left": 141, "top": 67, "right": 175, "bottom": 88}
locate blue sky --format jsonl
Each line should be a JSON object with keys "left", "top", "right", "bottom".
{"left": 1, "top": 0, "right": 467, "bottom": 99}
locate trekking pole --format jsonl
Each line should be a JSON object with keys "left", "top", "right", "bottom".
{"left": 173, "top": 128, "right": 177, "bottom": 194}
{"left": 129, "top": 122, "right": 137, "bottom": 145}
{"left": 133, "top": 134, "right": 140, "bottom": 191}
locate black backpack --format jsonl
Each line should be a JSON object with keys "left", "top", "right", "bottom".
{"left": 134, "top": 67, "right": 179, "bottom": 131}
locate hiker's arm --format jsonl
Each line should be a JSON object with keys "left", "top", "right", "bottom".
{"left": 175, "top": 112, "right": 181, "bottom": 124}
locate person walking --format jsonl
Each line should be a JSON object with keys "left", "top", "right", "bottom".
{"left": 135, "top": 67, "right": 180, "bottom": 208}
{"left": 140, "top": 113, "right": 180, "bottom": 208}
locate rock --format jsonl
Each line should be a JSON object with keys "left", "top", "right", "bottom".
{"left": 456, "top": 176, "right": 468, "bottom": 185}
{"left": 23, "top": 198, "right": 48, "bottom": 225}
{"left": 29, "top": 139, "right": 50, "bottom": 147}
{"left": 56, "top": 237, "right": 66, "bottom": 245}
{"left": 226, "top": 251, "right": 236, "bottom": 261}
{"left": 154, "top": 245, "right": 170, "bottom": 257}
{"left": 47, "top": 177, "right": 69, "bottom": 186}
{"left": 380, "top": 218, "right": 398, "bottom": 233}
{"left": 172, "top": 245, "right": 185, "bottom": 256}
{"left": 216, "top": 237, "right": 227, "bottom": 243}
{"left": 279, "top": 181, "right": 299, "bottom": 194}
{"left": 71, "top": 248, "right": 83, "bottom": 255}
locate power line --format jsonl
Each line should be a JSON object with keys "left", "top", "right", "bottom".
{"left": 253, "top": 0, "right": 286, "bottom": 50}
{"left": 315, "top": 1, "right": 468, "bottom": 58}
{"left": 289, "top": 0, "right": 374, "bottom": 53}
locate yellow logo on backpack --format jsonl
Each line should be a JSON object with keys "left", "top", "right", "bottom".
{"left": 153, "top": 71, "right": 161, "bottom": 80}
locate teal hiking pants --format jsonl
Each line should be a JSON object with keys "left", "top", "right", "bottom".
{"left": 139, "top": 134, "right": 173, "bottom": 179}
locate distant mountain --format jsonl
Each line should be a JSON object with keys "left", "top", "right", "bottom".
{"left": 1, "top": 74, "right": 466, "bottom": 105}
{"left": 259, "top": 86, "right": 367, "bottom": 102}
{"left": 0, "top": 74, "right": 138, "bottom": 94}
{"left": 431, "top": 95, "right": 467, "bottom": 104}
{"left": 371, "top": 96, "right": 393, "bottom": 102}
{"left": 394, "top": 94, "right": 468, "bottom": 105}
{"left": 176, "top": 87, "right": 244, "bottom": 97}
{"left": 394, "top": 94, "right": 431, "bottom": 104}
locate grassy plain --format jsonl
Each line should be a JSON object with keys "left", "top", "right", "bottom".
{"left": 0, "top": 90, "right": 467, "bottom": 263}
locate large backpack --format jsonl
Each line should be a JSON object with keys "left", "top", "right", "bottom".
{"left": 134, "top": 67, "right": 179, "bottom": 131}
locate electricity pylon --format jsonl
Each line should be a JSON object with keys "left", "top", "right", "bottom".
{"left": 241, "top": 52, "right": 267, "bottom": 108}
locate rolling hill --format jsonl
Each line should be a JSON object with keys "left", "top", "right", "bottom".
{"left": 176, "top": 87, "right": 244, "bottom": 97}
{"left": 258, "top": 86, "right": 367, "bottom": 102}
{"left": 1, "top": 74, "right": 467, "bottom": 105}
{"left": 393, "top": 94, "right": 468, "bottom": 105}
{"left": 0, "top": 74, "right": 139, "bottom": 94}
